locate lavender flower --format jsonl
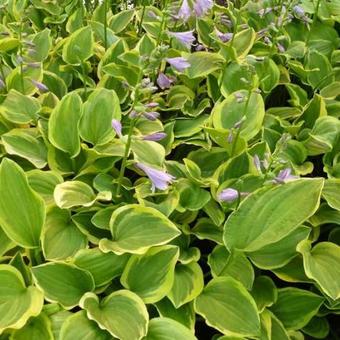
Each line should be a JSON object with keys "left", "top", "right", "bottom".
{"left": 218, "top": 188, "right": 239, "bottom": 202}
{"left": 31, "top": 79, "right": 48, "bottom": 92}
{"left": 143, "top": 111, "right": 160, "bottom": 121}
{"left": 216, "top": 30, "right": 233, "bottom": 43}
{"left": 168, "top": 30, "right": 195, "bottom": 48}
{"left": 111, "top": 119, "right": 122, "bottom": 137}
{"left": 136, "top": 163, "right": 175, "bottom": 191}
{"left": 166, "top": 57, "right": 190, "bottom": 72}
{"left": 293, "top": 5, "right": 305, "bottom": 17}
{"left": 157, "top": 72, "right": 173, "bottom": 89}
{"left": 274, "top": 168, "right": 298, "bottom": 184}
{"left": 143, "top": 132, "right": 167, "bottom": 141}
{"left": 193, "top": 0, "right": 213, "bottom": 17}
{"left": 178, "top": 0, "right": 191, "bottom": 22}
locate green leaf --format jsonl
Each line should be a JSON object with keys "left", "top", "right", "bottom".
{"left": 302, "top": 316, "right": 330, "bottom": 339}
{"left": 0, "top": 89, "right": 40, "bottom": 124}
{"left": 54, "top": 181, "right": 96, "bottom": 209}
{"left": 99, "top": 204, "right": 181, "bottom": 254}
{"left": 212, "top": 91, "right": 265, "bottom": 141}
{"left": 144, "top": 317, "right": 196, "bottom": 340}
{"left": 223, "top": 179, "right": 323, "bottom": 252}
{"left": 73, "top": 248, "right": 130, "bottom": 287}
{"left": 27, "top": 170, "right": 63, "bottom": 206}
{"left": 167, "top": 262, "right": 204, "bottom": 308}
{"left": 297, "top": 241, "right": 340, "bottom": 300}
{"left": 194, "top": 277, "right": 260, "bottom": 337}
{"left": 62, "top": 26, "right": 94, "bottom": 65}
{"left": 109, "top": 9, "right": 135, "bottom": 33}
{"left": 270, "top": 288, "right": 324, "bottom": 330}
{"left": 208, "top": 246, "right": 254, "bottom": 289}
{"left": 178, "top": 179, "right": 211, "bottom": 211}
{"left": 32, "top": 262, "right": 95, "bottom": 309}
{"left": 48, "top": 91, "right": 83, "bottom": 157}
{"left": 322, "top": 179, "right": 340, "bottom": 211}
{"left": 186, "top": 52, "right": 224, "bottom": 79}
{"left": 80, "top": 290, "right": 149, "bottom": 340}
{"left": 79, "top": 88, "right": 121, "bottom": 145}
{"left": 42, "top": 207, "right": 87, "bottom": 260}
{"left": 247, "top": 226, "right": 311, "bottom": 269}
{"left": 59, "top": 311, "right": 111, "bottom": 340}
{"left": 10, "top": 313, "right": 53, "bottom": 340}
{"left": 0, "top": 158, "right": 45, "bottom": 248}
{"left": 302, "top": 116, "right": 340, "bottom": 156}
{"left": 0, "top": 265, "right": 44, "bottom": 333}
{"left": 155, "top": 299, "right": 195, "bottom": 330}
{"left": 121, "top": 245, "right": 179, "bottom": 303}
{"left": 251, "top": 276, "right": 278, "bottom": 312}
{"left": 2, "top": 128, "right": 48, "bottom": 168}
{"left": 232, "top": 28, "right": 256, "bottom": 58}
{"left": 131, "top": 139, "right": 165, "bottom": 167}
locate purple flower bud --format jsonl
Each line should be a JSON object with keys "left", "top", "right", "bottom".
{"left": 157, "top": 72, "right": 173, "bottom": 89}
{"left": 264, "top": 36, "right": 271, "bottom": 45}
{"left": 31, "top": 79, "right": 49, "bottom": 92}
{"left": 216, "top": 30, "right": 233, "bottom": 43}
{"left": 145, "top": 102, "right": 159, "bottom": 108}
{"left": 178, "top": 0, "right": 191, "bottom": 22}
{"left": 227, "top": 131, "right": 233, "bottom": 144}
{"left": 293, "top": 5, "right": 305, "bottom": 18}
{"left": 253, "top": 155, "right": 261, "bottom": 171}
{"left": 143, "top": 132, "right": 167, "bottom": 141}
{"left": 0, "top": 78, "right": 5, "bottom": 89}
{"left": 193, "top": 0, "right": 213, "bottom": 17}
{"left": 168, "top": 30, "right": 195, "bottom": 49}
{"left": 136, "top": 163, "right": 175, "bottom": 192}
{"left": 274, "top": 168, "right": 298, "bottom": 184}
{"left": 111, "top": 119, "right": 122, "bottom": 137}
{"left": 23, "top": 40, "right": 35, "bottom": 48}
{"left": 148, "top": 11, "right": 159, "bottom": 19}
{"left": 218, "top": 188, "right": 239, "bottom": 202}
{"left": 195, "top": 44, "right": 205, "bottom": 51}
{"left": 277, "top": 43, "right": 285, "bottom": 53}
{"left": 129, "top": 110, "right": 138, "bottom": 119}
{"left": 221, "top": 15, "right": 232, "bottom": 27}
{"left": 166, "top": 57, "right": 190, "bottom": 72}
{"left": 141, "top": 77, "right": 152, "bottom": 88}
{"left": 143, "top": 111, "right": 160, "bottom": 121}
{"left": 234, "top": 92, "right": 245, "bottom": 103}
{"left": 233, "top": 118, "right": 244, "bottom": 129}
{"left": 16, "top": 56, "right": 24, "bottom": 64}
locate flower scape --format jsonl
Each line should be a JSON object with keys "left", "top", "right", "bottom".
{"left": 0, "top": 0, "right": 339, "bottom": 339}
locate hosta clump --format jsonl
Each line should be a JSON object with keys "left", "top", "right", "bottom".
{"left": 0, "top": 0, "right": 339, "bottom": 339}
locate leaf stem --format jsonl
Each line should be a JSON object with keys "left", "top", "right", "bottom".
{"left": 81, "top": 63, "right": 88, "bottom": 99}
{"left": 306, "top": 0, "right": 321, "bottom": 45}
{"left": 18, "top": 22, "right": 24, "bottom": 93}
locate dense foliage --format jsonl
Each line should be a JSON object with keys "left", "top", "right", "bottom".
{"left": 0, "top": 0, "right": 339, "bottom": 339}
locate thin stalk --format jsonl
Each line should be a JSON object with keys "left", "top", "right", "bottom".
{"left": 115, "top": 69, "right": 144, "bottom": 197}
{"left": 104, "top": 0, "right": 108, "bottom": 50}
{"left": 18, "top": 23, "right": 24, "bottom": 93}
{"left": 138, "top": 4, "right": 147, "bottom": 36}
{"left": 156, "top": 0, "right": 169, "bottom": 46}
{"left": 115, "top": 118, "right": 136, "bottom": 197}
{"left": 230, "top": 89, "right": 251, "bottom": 157}
{"left": 81, "top": 63, "right": 88, "bottom": 98}
{"left": 306, "top": 0, "right": 321, "bottom": 45}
